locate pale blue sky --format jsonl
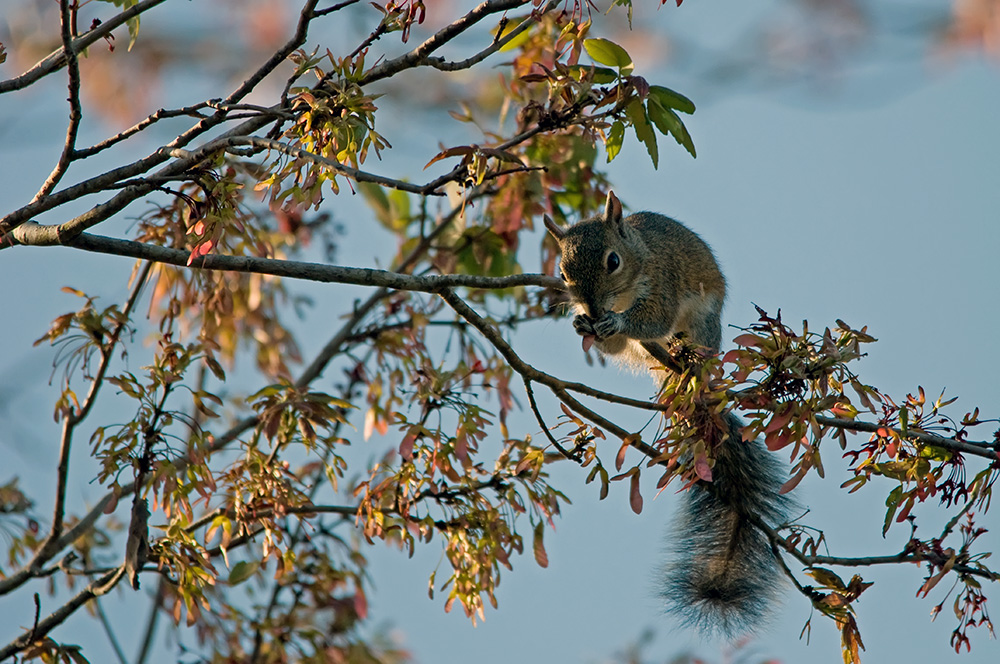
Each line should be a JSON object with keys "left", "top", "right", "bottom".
{"left": 1, "top": 2, "right": 998, "bottom": 663}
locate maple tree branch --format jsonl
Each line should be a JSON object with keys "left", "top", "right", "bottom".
{"left": 768, "top": 526, "right": 997, "bottom": 582}
{"left": 26, "top": 263, "right": 150, "bottom": 577}
{"left": 813, "top": 415, "right": 999, "bottom": 461}
{"left": 94, "top": 596, "right": 129, "bottom": 664}
{"left": 11, "top": 227, "right": 563, "bottom": 292}
{"left": 312, "top": 0, "right": 364, "bottom": 19}
{"left": 0, "top": 0, "right": 168, "bottom": 94}
{"left": 31, "top": 0, "right": 84, "bottom": 203}
{"left": 0, "top": 566, "right": 126, "bottom": 660}
{"left": 73, "top": 102, "right": 214, "bottom": 159}
{"left": 361, "top": 0, "right": 537, "bottom": 86}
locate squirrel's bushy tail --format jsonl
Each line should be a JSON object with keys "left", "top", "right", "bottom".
{"left": 662, "top": 412, "right": 791, "bottom": 637}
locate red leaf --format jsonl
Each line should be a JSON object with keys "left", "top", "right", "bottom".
{"left": 353, "top": 590, "right": 368, "bottom": 619}
{"left": 765, "top": 429, "right": 794, "bottom": 451}
{"left": 694, "top": 453, "right": 713, "bottom": 482}
{"left": 732, "top": 333, "right": 763, "bottom": 348}
{"left": 533, "top": 521, "right": 549, "bottom": 568}
{"left": 615, "top": 440, "right": 629, "bottom": 471}
{"left": 629, "top": 472, "right": 644, "bottom": 514}
{"left": 780, "top": 469, "right": 807, "bottom": 495}
{"left": 764, "top": 410, "right": 792, "bottom": 434}
{"left": 399, "top": 432, "right": 416, "bottom": 460}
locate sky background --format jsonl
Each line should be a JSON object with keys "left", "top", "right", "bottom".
{"left": 1, "top": 1, "right": 998, "bottom": 663}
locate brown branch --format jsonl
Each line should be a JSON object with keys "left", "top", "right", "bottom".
{"left": 764, "top": 522, "right": 998, "bottom": 582}
{"left": 31, "top": 0, "right": 84, "bottom": 203}
{"left": 0, "top": 566, "right": 126, "bottom": 660}
{"left": 26, "top": 263, "right": 150, "bottom": 578}
{"left": 0, "top": 0, "right": 168, "bottom": 94}
{"left": 814, "top": 415, "right": 998, "bottom": 461}
{"left": 11, "top": 227, "right": 562, "bottom": 292}
{"left": 361, "top": 0, "right": 537, "bottom": 85}
{"left": 0, "top": 0, "right": 322, "bottom": 239}
{"left": 312, "top": 0, "right": 364, "bottom": 18}
{"left": 74, "top": 102, "right": 214, "bottom": 159}
{"left": 437, "top": 288, "right": 662, "bottom": 459}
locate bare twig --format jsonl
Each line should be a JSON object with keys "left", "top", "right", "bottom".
{"left": 0, "top": 0, "right": 169, "bottom": 94}
{"left": 31, "top": 0, "right": 84, "bottom": 203}
{"left": 94, "top": 596, "right": 129, "bottom": 664}
{"left": 25, "top": 262, "right": 150, "bottom": 578}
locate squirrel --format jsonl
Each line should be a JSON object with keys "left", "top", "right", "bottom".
{"left": 545, "top": 191, "right": 790, "bottom": 636}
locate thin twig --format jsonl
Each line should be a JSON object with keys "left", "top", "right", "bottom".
{"left": 93, "top": 596, "right": 129, "bottom": 664}
{"left": 31, "top": 0, "right": 84, "bottom": 203}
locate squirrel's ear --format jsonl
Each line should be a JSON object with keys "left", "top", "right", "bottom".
{"left": 543, "top": 214, "right": 566, "bottom": 240}
{"left": 604, "top": 190, "right": 623, "bottom": 225}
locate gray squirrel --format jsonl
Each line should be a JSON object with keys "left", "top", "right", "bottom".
{"left": 545, "top": 191, "right": 790, "bottom": 636}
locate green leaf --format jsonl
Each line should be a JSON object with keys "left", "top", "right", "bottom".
{"left": 101, "top": 0, "right": 141, "bottom": 51}
{"left": 606, "top": 120, "right": 625, "bottom": 162}
{"left": 626, "top": 98, "right": 658, "bottom": 168}
{"left": 647, "top": 98, "right": 696, "bottom": 158}
{"left": 228, "top": 560, "right": 260, "bottom": 586}
{"left": 649, "top": 85, "right": 696, "bottom": 114}
{"left": 568, "top": 65, "right": 618, "bottom": 85}
{"left": 583, "top": 38, "right": 633, "bottom": 75}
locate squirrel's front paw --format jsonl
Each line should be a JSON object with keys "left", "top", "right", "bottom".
{"left": 572, "top": 314, "right": 596, "bottom": 337}
{"left": 592, "top": 312, "right": 624, "bottom": 339}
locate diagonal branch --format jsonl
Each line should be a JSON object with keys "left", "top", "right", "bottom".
{"left": 0, "top": 0, "right": 169, "bottom": 94}
{"left": 0, "top": 566, "right": 126, "bottom": 660}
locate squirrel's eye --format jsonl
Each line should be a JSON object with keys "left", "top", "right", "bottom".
{"left": 606, "top": 251, "right": 620, "bottom": 273}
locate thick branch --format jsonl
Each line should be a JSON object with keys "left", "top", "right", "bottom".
{"left": 11, "top": 227, "right": 561, "bottom": 292}
{"left": 0, "top": 566, "right": 126, "bottom": 660}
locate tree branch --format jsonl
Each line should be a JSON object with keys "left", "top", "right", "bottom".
{"left": 0, "top": 0, "right": 169, "bottom": 94}
{"left": 0, "top": 566, "right": 126, "bottom": 660}
{"left": 31, "top": 0, "right": 84, "bottom": 203}
{"left": 11, "top": 227, "right": 562, "bottom": 292}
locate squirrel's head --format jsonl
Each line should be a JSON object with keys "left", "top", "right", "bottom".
{"left": 545, "top": 191, "right": 646, "bottom": 318}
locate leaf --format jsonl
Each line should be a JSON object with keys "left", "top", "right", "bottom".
{"left": 648, "top": 85, "right": 696, "bottom": 114}
{"left": 807, "top": 567, "right": 847, "bottom": 590}
{"left": 779, "top": 468, "right": 807, "bottom": 495}
{"left": 646, "top": 98, "right": 696, "bottom": 158}
{"left": 228, "top": 560, "right": 260, "bottom": 586}
{"left": 424, "top": 145, "right": 475, "bottom": 169}
{"left": 615, "top": 438, "right": 631, "bottom": 471}
{"left": 629, "top": 471, "right": 643, "bottom": 514}
{"left": 532, "top": 521, "right": 548, "bottom": 568}
{"left": 565, "top": 65, "right": 619, "bottom": 85}
{"left": 693, "top": 452, "right": 713, "bottom": 481}
{"left": 626, "top": 98, "right": 658, "bottom": 168}
{"left": 606, "top": 120, "right": 624, "bottom": 162}
{"left": 583, "top": 38, "right": 634, "bottom": 74}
